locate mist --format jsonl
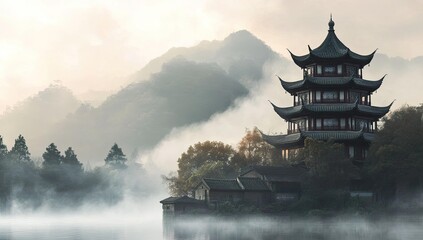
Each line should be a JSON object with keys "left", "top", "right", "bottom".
{"left": 0, "top": 1, "right": 421, "bottom": 239}
{"left": 140, "top": 52, "right": 423, "bottom": 174}
{"left": 0, "top": 0, "right": 421, "bottom": 113}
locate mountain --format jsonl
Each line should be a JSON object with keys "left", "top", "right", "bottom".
{"left": 128, "top": 30, "right": 279, "bottom": 85}
{"left": 0, "top": 30, "right": 281, "bottom": 163}
{"left": 50, "top": 58, "right": 250, "bottom": 162}
{"left": 0, "top": 84, "right": 81, "bottom": 151}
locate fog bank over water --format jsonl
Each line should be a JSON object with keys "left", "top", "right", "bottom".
{"left": 163, "top": 215, "right": 423, "bottom": 240}
{"left": 0, "top": 193, "right": 165, "bottom": 240}
{"left": 2, "top": 212, "right": 423, "bottom": 240}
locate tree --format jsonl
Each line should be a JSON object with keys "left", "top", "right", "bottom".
{"left": 62, "top": 147, "right": 82, "bottom": 170}
{"left": 105, "top": 143, "right": 127, "bottom": 167}
{"left": 42, "top": 143, "right": 61, "bottom": 166}
{"left": 165, "top": 141, "right": 237, "bottom": 196}
{"left": 0, "top": 136, "right": 8, "bottom": 162}
{"left": 292, "top": 138, "right": 358, "bottom": 190}
{"left": 0, "top": 136, "right": 10, "bottom": 210}
{"left": 233, "top": 127, "right": 281, "bottom": 169}
{"left": 366, "top": 105, "right": 423, "bottom": 199}
{"left": 8, "top": 135, "right": 31, "bottom": 161}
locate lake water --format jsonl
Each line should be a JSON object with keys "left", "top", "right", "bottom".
{"left": 1, "top": 211, "right": 423, "bottom": 240}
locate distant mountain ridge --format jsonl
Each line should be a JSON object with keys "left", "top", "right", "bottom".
{"left": 0, "top": 84, "right": 81, "bottom": 150}
{"left": 0, "top": 30, "right": 281, "bottom": 163}
{"left": 128, "top": 30, "right": 279, "bottom": 85}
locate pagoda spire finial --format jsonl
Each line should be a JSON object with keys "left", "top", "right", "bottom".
{"left": 328, "top": 14, "right": 335, "bottom": 31}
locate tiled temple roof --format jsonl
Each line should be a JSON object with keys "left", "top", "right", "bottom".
{"left": 260, "top": 130, "right": 374, "bottom": 149}
{"left": 288, "top": 17, "right": 376, "bottom": 68}
{"left": 270, "top": 101, "right": 393, "bottom": 121}
{"left": 278, "top": 75, "right": 384, "bottom": 94}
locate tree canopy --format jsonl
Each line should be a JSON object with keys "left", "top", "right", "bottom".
{"left": 0, "top": 136, "right": 8, "bottom": 162}
{"left": 233, "top": 127, "right": 279, "bottom": 168}
{"left": 165, "top": 128, "right": 283, "bottom": 196}
{"left": 366, "top": 105, "right": 423, "bottom": 197}
{"left": 292, "top": 138, "right": 358, "bottom": 190}
{"left": 105, "top": 143, "right": 127, "bottom": 167}
{"left": 9, "top": 135, "right": 31, "bottom": 161}
{"left": 42, "top": 143, "right": 62, "bottom": 166}
{"left": 62, "top": 147, "right": 83, "bottom": 170}
{"left": 166, "top": 141, "right": 236, "bottom": 196}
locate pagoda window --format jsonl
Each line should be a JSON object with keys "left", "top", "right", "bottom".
{"left": 316, "top": 91, "right": 321, "bottom": 102}
{"left": 324, "top": 66, "right": 336, "bottom": 74}
{"left": 357, "top": 119, "right": 368, "bottom": 130}
{"left": 340, "top": 91, "right": 345, "bottom": 102}
{"left": 298, "top": 119, "right": 307, "bottom": 131}
{"left": 316, "top": 118, "right": 322, "bottom": 130}
{"left": 298, "top": 92, "right": 309, "bottom": 104}
{"left": 361, "top": 95, "right": 367, "bottom": 104}
{"left": 337, "top": 65, "right": 343, "bottom": 75}
{"left": 350, "top": 91, "right": 360, "bottom": 102}
{"left": 307, "top": 67, "right": 313, "bottom": 76}
{"left": 346, "top": 65, "right": 357, "bottom": 77}
{"left": 340, "top": 118, "right": 346, "bottom": 129}
{"left": 322, "top": 91, "right": 338, "bottom": 101}
{"left": 323, "top": 118, "right": 339, "bottom": 129}
{"left": 294, "top": 95, "right": 299, "bottom": 106}
{"left": 317, "top": 65, "right": 322, "bottom": 75}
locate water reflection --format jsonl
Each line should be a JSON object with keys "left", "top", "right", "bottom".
{"left": 163, "top": 214, "right": 423, "bottom": 240}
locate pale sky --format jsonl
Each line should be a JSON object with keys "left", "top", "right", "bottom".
{"left": 0, "top": 0, "right": 421, "bottom": 112}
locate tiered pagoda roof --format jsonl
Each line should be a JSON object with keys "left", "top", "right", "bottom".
{"left": 270, "top": 100, "right": 393, "bottom": 121}
{"left": 279, "top": 75, "right": 385, "bottom": 94}
{"left": 288, "top": 17, "right": 376, "bottom": 68}
{"left": 261, "top": 129, "right": 374, "bottom": 149}
{"left": 260, "top": 16, "right": 392, "bottom": 158}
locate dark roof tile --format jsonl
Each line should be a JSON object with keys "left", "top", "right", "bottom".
{"left": 202, "top": 178, "right": 242, "bottom": 191}
{"left": 237, "top": 177, "right": 270, "bottom": 191}
{"left": 160, "top": 196, "right": 204, "bottom": 204}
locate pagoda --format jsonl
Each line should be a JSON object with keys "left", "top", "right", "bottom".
{"left": 261, "top": 16, "right": 392, "bottom": 164}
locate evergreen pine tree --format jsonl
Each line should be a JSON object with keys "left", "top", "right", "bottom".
{"left": 105, "top": 143, "right": 127, "bottom": 167}
{"left": 62, "top": 147, "right": 82, "bottom": 170}
{"left": 0, "top": 136, "right": 8, "bottom": 162}
{"left": 9, "top": 135, "right": 31, "bottom": 161}
{"left": 42, "top": 143, "right": 61, "bottom": 166}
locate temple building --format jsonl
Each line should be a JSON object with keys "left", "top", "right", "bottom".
{"left": 261, "top": 16, "right": 393, "bottom": 164}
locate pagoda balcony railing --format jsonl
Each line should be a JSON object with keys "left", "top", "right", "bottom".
{"left": 294, "top": 99, "right": 370, "bottom": 105}
{"left": 287, "top": 127, "right": 375, "bottom": 134}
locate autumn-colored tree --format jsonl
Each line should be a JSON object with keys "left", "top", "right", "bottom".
{"left": 232, "top": 127, "right": 282, "bottom": 170}
{"left": 165, "top": 141, "right": 237, "bottom": 196}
